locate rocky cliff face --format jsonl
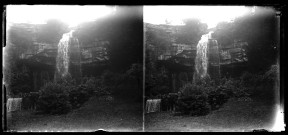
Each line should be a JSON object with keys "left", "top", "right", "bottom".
{"left": 10, "top": 23, "right": 110, "bottom": 66}
{"left": 7, "top": 23, "right": 110, "bottom": 90}
{"left": 145, "top": 23, "right": 248, "bottom": 67}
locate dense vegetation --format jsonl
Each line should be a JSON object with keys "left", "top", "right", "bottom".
{"left": 175, "top": 64, "right": 278, "bottom": 116}
{"left": 214, "top": 7, "right": 279, "bottom": 73}
{"left": 36, "top": 64, "right": 143, "bottom": 115}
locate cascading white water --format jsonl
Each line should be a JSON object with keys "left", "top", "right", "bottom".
{"left": 146, "top": 99, "right": 161, "bottom": 113}
{"left": 55, "top": 30, "right": 74, "bottom": 78}
{"left": 55, "top": 30, "right": 82, "bottom": 82}
{"left": 7, "top": 98, "right": 22, "bottom": 112}
{"left": 194, "top": 32, "right": 212, "bottom": 79}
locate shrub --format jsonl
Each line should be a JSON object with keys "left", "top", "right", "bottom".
{"left": 150, "top": 85, "right": 170, "bottom": 96}
{"left": 22, "top": 92, "right": 39, "bottom": 110}
{"left": 101, "top": 70, "right": 117, "bottom": 86}
{"left": 240, "top": 72, "right": 262, "bottom": 87}
{"left": 207, "top": 86, "right": 229, "bottom": 110}
{"left": 262, "top": 64, "right": 279, "bottom": 86}
{"left": 37, "top": 76, "right": 116, "bottom": 114}
{"left": 219, "top": 78, "right": 235, "bottom": 97}
{"left": 219, "top": 77, "right": 250, "bottom": 98}
{"left": 240, "top": 65, "right": 279, "bottom": 98}
{"left": 176, "top": 83, "right": 210, "bottom": 116}
{"left": 176, "top": 77, "right": 242, "bottom": 115}
{"left": 68, "top": 77, "right": 111, "bottom": 109}
{"left": 68, "top": 85, "right": 90, "bottom": 109}
{"left": 81, "top": 77, "right": 97, "bottom": 95}
{"left": 37, "top": 82, "right": 71, "bottom": 114}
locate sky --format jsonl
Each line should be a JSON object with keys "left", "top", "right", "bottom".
{"left": 144, "top": 6, "right": 251, "bottom": 28}
{"left": 6, "top": 5, "right": 115, "bottom": 27}
{"left": 6, "top": 5, "right": 251, "bottom": 29}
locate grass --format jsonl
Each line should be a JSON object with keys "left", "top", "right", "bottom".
{"left": 144, "top": 94, "right": 278, "bottom": 132}
{"left": 6, "top": 95, "right": 143, "bottom": 132}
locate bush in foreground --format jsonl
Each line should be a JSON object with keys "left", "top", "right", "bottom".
{"left": 176, "top": 83, "right": 210, "bottom": 116}
{"left": 176, "top": 77, "right": 250, "bottom": 116}
{"left": 207, "top": 86, "right": 229, "bottom": 110}
{"left": 67, "top": 84, "right": 90, "bottom": 109}
{"left": 36, "top": 76, "right": 115, "bottom": 114}
{"left": 37, "top": 82, "right": 72, "bottom": 114}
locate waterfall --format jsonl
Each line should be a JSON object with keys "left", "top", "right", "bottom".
{"left": 55, "top": 30, "right": 73, "bottom": 79}
{"left": 194, "top": 31, "right": 221, "bottom": 83}
{"left": 194, "top": 32, "right": 211, "bottom": 79}
{"left": 146, "top": 99, "right": 161, "bottom": 113}
{"left": 55, "top": 30, "right": 81, "bottom": 81}
{"left": 7, "top": 98, "right": 22, "bottom": 112}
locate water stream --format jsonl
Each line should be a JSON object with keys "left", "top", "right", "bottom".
{"left": 194, "top": 32, "right": 210, "bottom": 79}
{"left": 194, "top": 31, "right": 221, "bottom": 82}
{"left": 55, "top": 30, "right": 81, "bottom": 81}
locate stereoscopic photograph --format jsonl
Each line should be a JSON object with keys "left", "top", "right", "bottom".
{"left": 3, "top": 5, "right": 143, "bottom": 132}
{"left": 2, "top": 5, "right": 284, "bottom": 132}
{"left": 144, "top": 6, "right": 282, "bottom": 132}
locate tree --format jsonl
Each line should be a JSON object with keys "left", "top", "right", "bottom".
{"left": 76, "top": 6, "right": 143, "bottom": 72}
{"left": 145, "top": 26, "right": 172, "bottom": 51}
{"left": 37, "top": 19, "right": 69, "bottom": 44}
{"left": 175, "top": 18, "right": 208, "bottom": 44}
{"left": 215, "top": 21, "right": 235, "bottom": 47}
{"left": 233, "top": 7, "right": 278, "bottom": 73}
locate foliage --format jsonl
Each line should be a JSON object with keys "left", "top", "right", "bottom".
{"left": 214, "top": 21, "right": 235, "bottom": 47}
{"left": 215, "top": 7, "right": 278, "bottom": 73}
{"left": 66, "top": 84, "right": 89, "bottom": 109}
{"left": 99, "top": 68, "right": 142, "bottom": 101}
{"left": 68, "top": 77, "right": 113, "bottom": 109}
{"left": 81, "top": 77, "right": 111, "bottom": 96}
{"left": 4, "top": 63, "right": 32, "bottom": 96}
{"left": 145, "top": 64, "right": 170, "bottom": 97}
{"left": 145, "top": 25, "right": 172, "bottom": 51}
{"left": 80, "top": 77, "right": 97, "bottom": 95}
{"left": 262, "top": 64, "right": 279, "bottom": 83}
{"left": 100, "top": 70, "right": 126, "bottom": 94}
{"left": 150, "top": 86, "right": 170, "bottom": 96}
{"left": 175, "top": 18, "right": 208, "bottom": 44}
{"left": 177, "top": 83, "right": 210, "bottom": 116}
{"left": 37, "top": 75, "right": 116, "bottom": 114}
{"left": 240, "top": 72, "right": 256, "bottom": 86}
{"left": 219, "top": 77, "right": 250, "bottom": 98}
{"left": 76, "top": 7, "right": 143, "bottom": 72}
{"left": 37, "top": 19, "right": 69, "bottom": 44}
{"left": 238, "top": 64, "right": 279, "bottom": 97}
{"left": 208, "top": 86, "right": 229, "bottom": 110}
{"left": 22, "top": 92, "right": 39, "bottom": 110}
{"left": 37, "top": 82, "right": 72, "bottom": 114}
{"left": 176, "top": 76, "right": 255, "bottom": 116}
